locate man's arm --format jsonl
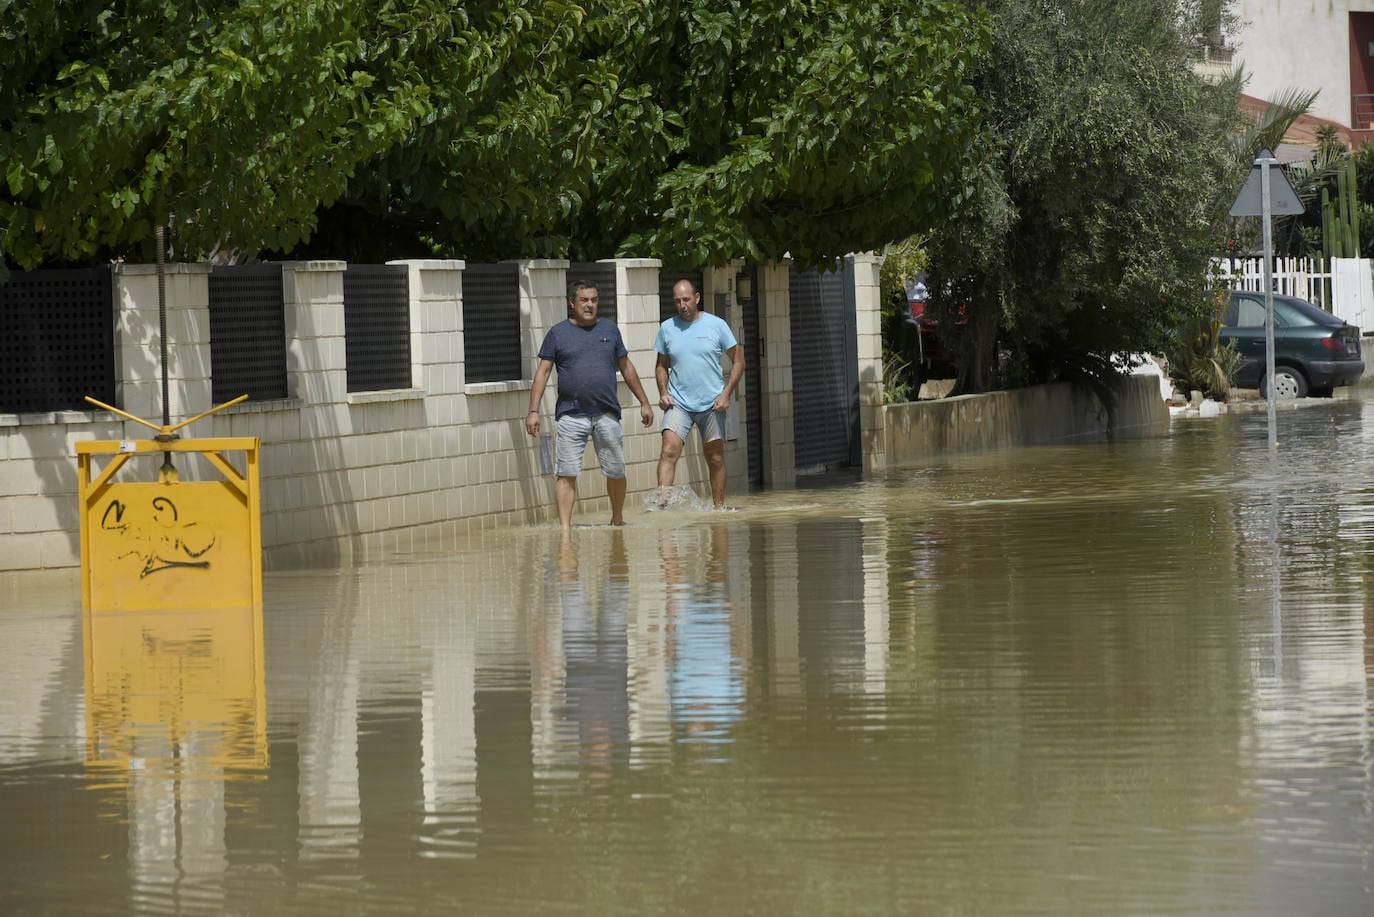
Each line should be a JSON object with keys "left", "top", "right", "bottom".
{"left": 618, "top": 355, "right": 655, "bottom": 427}
{"left": 655, "top": 353, "right": 674, "bottom": 411}
{"left": 525, "top": 358, "right": 555, "bottom": 435}
{"left": 713, "top": 345, "right": 745, "bottom": 412}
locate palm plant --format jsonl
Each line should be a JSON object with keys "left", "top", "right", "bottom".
{"left": 1218, "top": 76, "right": 1319, "bottom": 255}
{"left": 1164, "top": 290, "right": 1244, "bottom": 399}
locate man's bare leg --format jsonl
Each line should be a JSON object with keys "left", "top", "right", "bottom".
{"left": 555, "top": 476, "right": 577, "bottom": 531}
{"left": 656, "top": 430, "right": 685, "bottom": 504}
{"left": 704, "top": 439, "right": 727, "bottom": 508}
{"left": 607, "top": 475, "right": 627, "bottom": 525}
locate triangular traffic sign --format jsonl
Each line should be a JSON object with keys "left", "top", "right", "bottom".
{"left": 1229, "top": 149, "right": 1304, "bottom": 217}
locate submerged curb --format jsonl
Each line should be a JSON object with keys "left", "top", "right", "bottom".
{"left": 1168, "top": 387, "right": 1363, "bottom": 418}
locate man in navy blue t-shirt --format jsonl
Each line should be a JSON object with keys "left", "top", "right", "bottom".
{"left": 526, "top": 280, "right": 654, "bottom": 530}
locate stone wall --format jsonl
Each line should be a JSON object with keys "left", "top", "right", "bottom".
{"left": 1, "top": 252, "right": 1175, "bottom": 574}
{"left": 0, "top": 259, "right": 771, "bottom": 571}
{"left": 873, "top": 375, "right": 1169, "bottom": 470}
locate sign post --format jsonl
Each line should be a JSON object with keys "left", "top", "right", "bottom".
{"left": 1230, "top": 149, "right": 1304, "bottom": 452}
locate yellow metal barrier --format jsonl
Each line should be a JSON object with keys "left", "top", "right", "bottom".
{"left": 76, "top": 396, "right": 262, "bottom": 610}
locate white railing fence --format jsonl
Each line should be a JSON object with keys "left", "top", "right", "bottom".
{"left": 1211, "top": 256, "right": 1331, "bottom": 310}
{"left": 1211, "top": 256, "right": 1374, "bottom": 333}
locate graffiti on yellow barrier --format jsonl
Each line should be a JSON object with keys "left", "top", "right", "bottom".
{"left": 100, "top": 494, "right": 218, "bottom": 578}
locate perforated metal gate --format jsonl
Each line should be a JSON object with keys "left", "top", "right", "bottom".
{"left": 568, "top": 262, "right": 617, "bottom": 323}
{"left": 789, "top": 260, "right": 859, "bottom": 471}
{"left": 343, "top": 265, "right": 411, "bottom": 393}
{"left": 740, "top": 267, "right": 764, "bottom": 486}
{"left": 658, "top": 268, "right": 704, "bottom": 321}
{"left": 0, "top": 267, "right": 114, "bottom": 412}
{"left": 462, "top": 263, "right": 521, "bottom": 383}
{"left": 208, "top": 264, "right": 287, "bottom": 403}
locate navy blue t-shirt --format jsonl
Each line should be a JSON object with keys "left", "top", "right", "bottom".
{"left": 537, "top": 318, "right": 628, "bottom": 419}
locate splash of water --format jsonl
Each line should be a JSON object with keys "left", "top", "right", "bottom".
{"left": 642, "top": 485, "right": 716, "bottom": 513}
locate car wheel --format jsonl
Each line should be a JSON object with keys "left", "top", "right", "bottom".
{"left": 1262, "top": 366, "right": 1308, "bottom": 400}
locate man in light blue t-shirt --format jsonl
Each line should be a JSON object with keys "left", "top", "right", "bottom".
{"left": 653, "top": 278, "right": 744, "bottom": 509}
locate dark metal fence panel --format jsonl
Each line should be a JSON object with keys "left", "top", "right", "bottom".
{"left": 0, "top": 267, "right": 114, "bottom": 412}
{"left": 567, "top": 262, "right": 617, "bottom": 324}
{"left": 343, "top": 264, "right": 411, "bottom": 393}
{"left": 208, "top": 264, "right": 288, "bottom": 403}
{"left": 789, "top": 262, "right": 859, "bottom": 470}
{"left": 658, "top": 268, "right": 704, "bottom": 322}
{"left": 740, "top": 268, "right": 764, "bottom": 486}
{"left": 462, "top": 263, "right": 521, "bottom": 383}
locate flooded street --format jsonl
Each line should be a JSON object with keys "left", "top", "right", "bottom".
{"left": 3, "top": 400, "right": 1373, "bottom": 915}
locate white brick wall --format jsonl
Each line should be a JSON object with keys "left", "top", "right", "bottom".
{"left": 0, "top": 256, "right": 885, "bottom": 571}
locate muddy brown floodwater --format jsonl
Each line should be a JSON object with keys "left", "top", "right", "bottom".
{"left": 2, "top": 399, "right": 1372, "bottom": 915}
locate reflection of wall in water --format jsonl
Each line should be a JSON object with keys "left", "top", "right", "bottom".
{"left": 0, "top": 607, "right": 116, "bottom": 905}
{"left": 796, "top": 519, "right": 868, "bottom": 698}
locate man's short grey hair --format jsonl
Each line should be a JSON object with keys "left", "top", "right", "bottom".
{"left": 568, "top": 279, "right": 599, "bottom": 301}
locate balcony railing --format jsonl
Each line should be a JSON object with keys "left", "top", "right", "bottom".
{"left": 1353, "top": 94, "right": 1374, "bottom": 132}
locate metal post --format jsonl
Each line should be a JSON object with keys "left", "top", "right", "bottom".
{"left": 1259, "top": 153, "right": 1278, "bottom": 454}
{"left": 156, "top": 224, "right": 169, "bottom": 428}
{"left": 155, "top": 223, "right": 177, "bottom": 482}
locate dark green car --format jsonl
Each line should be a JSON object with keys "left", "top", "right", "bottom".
{"left": 1219, "top": 291, "right": 1365, "bottom": 399}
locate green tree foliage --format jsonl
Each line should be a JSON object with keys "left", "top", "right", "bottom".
{"left": 920, "top": 0, "right": 1240, "bottom": 394}
{"left": 0, "top": 0, "right": 612, "bottom": 270}
{"left": 1, "top": 1, "right": 989, "bottom": 271}
{"left": 311, "top": 0, "right": 991, "bottom": 266}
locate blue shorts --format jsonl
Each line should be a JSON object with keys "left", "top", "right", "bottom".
{"left": 663, "top": 405, "right": 726, "bottom": 445}
{"left": 556, "top": 413, "right": 625, "bottom": 478}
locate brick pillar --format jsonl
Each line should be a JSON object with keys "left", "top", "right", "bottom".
{"left": 758, "top": 261, "right": 796, "bottom": 488}
{"left": 605, "top": 258, "right": 662, "bottom": 493}
{"left": 389, "top": 259, "right": 463, "bottom": 397}
{"left": 113, "top": 263, "right": 212, "bottom": 427}
{"left": 849, "top": 253, "right": 887, "bottom": 472}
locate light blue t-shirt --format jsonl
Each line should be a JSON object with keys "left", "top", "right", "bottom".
{"left": 654, "top": 312, "right": 738, "bottom": 412}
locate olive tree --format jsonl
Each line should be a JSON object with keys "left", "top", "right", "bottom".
{"left": 921, "top": 0, "right": 1240, "bottom": 394}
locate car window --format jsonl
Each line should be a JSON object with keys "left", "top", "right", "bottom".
{"left": 1272, "top": 300, "right": 1310, "bottom": 327}
{"left": 1274, "top": 295, "right": 1337, "bottom": 327}
{"left": 1233, "top": 296, "right": 1267, "bottom": 328}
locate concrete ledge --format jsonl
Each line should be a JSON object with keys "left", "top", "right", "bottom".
{"left": 878, "top": 375, "right": 1167, "bottom": 467}
{"left": 346, "top": 389, "right": 425, "bottom": 405}
{"left": 604, "top": 258, "right": 662, "bottom": 269}
{"left": 113, "top": 263, "right": 211, "bottom": 276}
{"left": 387, "top": 259, "right": 465, "bottom": 271}
{"left": 464, "top": 380, "right": 531, "bottom": 396}
{"left": 2, "top": 410, "right": 117, "bottom": 427}
{"left": 218, "top": 397, "right": 304, "bottom": 415}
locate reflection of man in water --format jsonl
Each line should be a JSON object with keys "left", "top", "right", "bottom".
{"left": 556, "top": 530, "right": 630, "bottom": 779}
{"left": 660, "top": 524, "right": 744, "bottom": 743}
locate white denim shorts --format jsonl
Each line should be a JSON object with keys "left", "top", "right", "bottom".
{"left": 662, "top": 405, "right": 726, "bottom": 445}
{"left": 555, "top": 413, "right": 625, "bottom": 478}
